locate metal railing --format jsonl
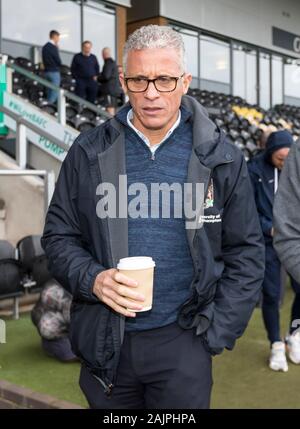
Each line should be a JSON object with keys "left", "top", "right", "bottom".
{"left": 0, "top": 104, "right": 70, "bottom": 168}
{"left": 0, "top": 104, "right": 68, "bottom": 215}
{"left": 0, "top": 169, "right": 55, "bottom": 217}
{"left": 7, "top": 61, "right": 112, "bottom": 126}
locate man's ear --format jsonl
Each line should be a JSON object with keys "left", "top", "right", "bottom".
{"left": 119, "top": 73, "right": 128, "bottom": 95}
{"left": 182, "top": 73, "right": 192, "bottom": 95}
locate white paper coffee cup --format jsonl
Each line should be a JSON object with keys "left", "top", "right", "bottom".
{"left": 117, "top": 256, "right": 155, "bottom": 312}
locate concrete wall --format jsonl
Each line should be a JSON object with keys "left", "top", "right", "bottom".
{"left": 159, "top": 0, "right": 300, "bottom": 57}
{"left": 0, "top": 151, "right": 44, "bottom": 245}
{"left": 28, "top": 144, "right": 63, "bottom": 180}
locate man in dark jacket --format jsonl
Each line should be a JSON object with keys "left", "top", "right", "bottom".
{"left": 98, "top": 47, "right": 121, "bottom": 115}
{"left": 248, "top": 130, "right": 300, "bottom": 372}
{"left": 273, "top": 138, "right": 300, "bottom": 368}
{"left": 71, "top": 41, "right": 100, "bottom": 103}
{"left": 42, "top": 25, "right": 264, "bottom": 409}
{"left": 42, "top": 30, "right": 62, "bottom": 104}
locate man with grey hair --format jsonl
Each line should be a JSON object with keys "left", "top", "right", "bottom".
{"left": 98, "top": 47, "right": 121, "bottom": 115}
{"left": 42, "top": 25, "right": 264, "bottom": 409}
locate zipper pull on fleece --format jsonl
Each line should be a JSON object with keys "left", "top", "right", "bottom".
{"left": 104, "top": 383, "right": 114, "bottom": 397}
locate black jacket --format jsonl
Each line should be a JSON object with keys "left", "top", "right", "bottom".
{"left": 42, "top": 42, "right": 62, "bottom": 72}
{"left": 71, "top": 53, "right": 100, "bottom": 80}
{"left": 98, "top": 57, "right": 121, "bottom": 96}
{"left": 41, "top": 95, "right": 265, "bottom": 395}
{"left": 248, "top": 133, "right": 293, "bottom": 244}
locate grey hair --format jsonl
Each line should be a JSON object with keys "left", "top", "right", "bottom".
{"left": 122, "top": 25, "right": 186, "bottom": 75}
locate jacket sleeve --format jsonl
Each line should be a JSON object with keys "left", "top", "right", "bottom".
{"left": 41, "top": 141, "right": 105, "bottom": 303}
{"left": 205, "top": 152, "right": 265, "bottom": 355}
{"left": 99, "top": 61, "right": 113, "bottom": 82}
{"left": 70, "top": 55, "right": 78, "bottom": 79}
{"left": 273, "top": 141, "right": 300, "bottom": 283}
{"left": 247, "top": 164, "right": 273, "bottom": 236}
{"left": 54, "top": 46, "right": 62, "bottom": 68}
{"left": 95, "top": 56, "right": 100, "bottom": 76}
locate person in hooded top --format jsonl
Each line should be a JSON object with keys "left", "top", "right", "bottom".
{"left": 248, "top": 130, "right": 300, "bottom": 372}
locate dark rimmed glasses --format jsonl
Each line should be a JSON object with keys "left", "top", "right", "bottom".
{"left": 124, "top": 74, "right": 185, "bottom": 93}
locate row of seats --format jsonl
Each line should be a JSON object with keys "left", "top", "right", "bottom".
{"left": 0, "top": 235, "right": 52, "bottom": 318}
{"left": 8, "top": 56, "right": 116, "bottom": 132}
{"left": 188, "top": 88, "right": 300, "bottom": 161}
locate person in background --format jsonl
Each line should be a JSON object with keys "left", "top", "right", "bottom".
{"left": 71, "top": 41, "right": 99, "bottom": 103}
{"left": 98, "top": 47, "right": 121, "bottom": 115}
{"left": 248, "top": 130, "right": 300, "bottom": 372}
{"left": 273, "top": 138, "right": 300, "bottom": 367}
{"left": 258, "top": 125, "right": 277, "bottom": 150}
{"left": 117, "top": 64, "right": 126, "bottom": 105}
{"left": 42, "top": 30, "right": 62, "bottom": 104}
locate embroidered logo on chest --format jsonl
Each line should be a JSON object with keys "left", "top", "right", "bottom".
{"left": 204, "top": 179, "right": 214, "bottom": 209}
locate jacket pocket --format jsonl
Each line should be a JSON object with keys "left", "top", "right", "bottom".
{"left": 177, "top": 292, "right": 215, "bottom": 334}
{"left": 69, "top": 300, "right": 114, "bottom": 371}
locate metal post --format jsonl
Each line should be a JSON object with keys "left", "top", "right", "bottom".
{"left": 230, "top": 40, "right": 233, "bottom": 96}
{"left": 13, "top": 297, "right": 19, "bottom": 320}
{"left": 32, "top": 45, "right": 40, "bottom": 65}
{"left": 256, "top": 48, "right": 260, "bottom": 106}
{"left": 44, "top": 170, "right": 55, "bottom": 216}
{"left": 6, "top": 66, "right": 12, "bottom": 93}
{"left": 57, "top": 88, "right": 66, "bottom": 126}
{"left": 16, "top": 122, "right": 27, "bottom": 168}
{"left": 80, "top": 0, "right": 84, "bottom": 47}
{"left": 0, "top": 52, "right": 8, "bottom": 135}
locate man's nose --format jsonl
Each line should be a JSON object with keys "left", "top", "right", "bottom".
{"left": 144, "top": 81, "right": 160, "bottom": 99}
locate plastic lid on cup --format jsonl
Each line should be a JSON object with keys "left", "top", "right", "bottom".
{"left": 117, "top": 256, "right": 155, "bottom": 270}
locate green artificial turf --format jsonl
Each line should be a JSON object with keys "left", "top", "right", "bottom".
{"left": 0, "top": 284, "right": 299, "bottom": 409}
{"left": 0, "top": 313, "right": 88, "bottom": 408}
{"left": 212, "top": 284, "right": 300, "bottom": 408}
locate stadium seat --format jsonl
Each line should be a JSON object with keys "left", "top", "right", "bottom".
{"left": 66, "top": 103, "right": 79, "bottom": 120}
{"left": 37, "top": 100, "right": 57, "bottom": 115}
{"left": 77, "top": 120, "right": 95, "bottom": 132}
{"left": 80, "top": 108, "right": 97, "bottom": 122}
{"left": 17, "top": 235, "right": 51, "bottom": 294}
{"left": 0, "top": 240, "right": 24, "bottom": 319}
{"left": 14, "top": 56, "right": 34, "bottom": 71}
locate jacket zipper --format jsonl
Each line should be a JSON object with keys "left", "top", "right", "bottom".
{"left": 92, "top": 373, "right": 114, "bottom": 397}
{"left": 150, "top": 135, "right": 173, "bottom": 161}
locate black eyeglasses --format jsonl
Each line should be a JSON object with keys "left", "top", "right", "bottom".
{"left": 124, "top": 74, "right": 184, "bottom": 93}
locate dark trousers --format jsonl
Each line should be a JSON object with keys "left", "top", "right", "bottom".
{"left": 262, "top": 243, "right": 300, "bottom": 344}
{"left": 75, "top": 78, "right": 98, "bottom": 103}
{"left": 79, "top": 321, "right": 213, "bottom": 409}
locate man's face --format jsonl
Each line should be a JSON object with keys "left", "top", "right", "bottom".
{"left": 53, "top": 35, "right": 60, "bottom": 46}
{"left": 83, "top": 43, "right": 92, "bottom": 56}
{"left": 102, "top": 49, "right": 110, "bottom": 60}
{"left": 119, "top": 48, "right": 192, "bottom": 132}
{"left": 271, "top": 147, "right": 290, "bottom": 170}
